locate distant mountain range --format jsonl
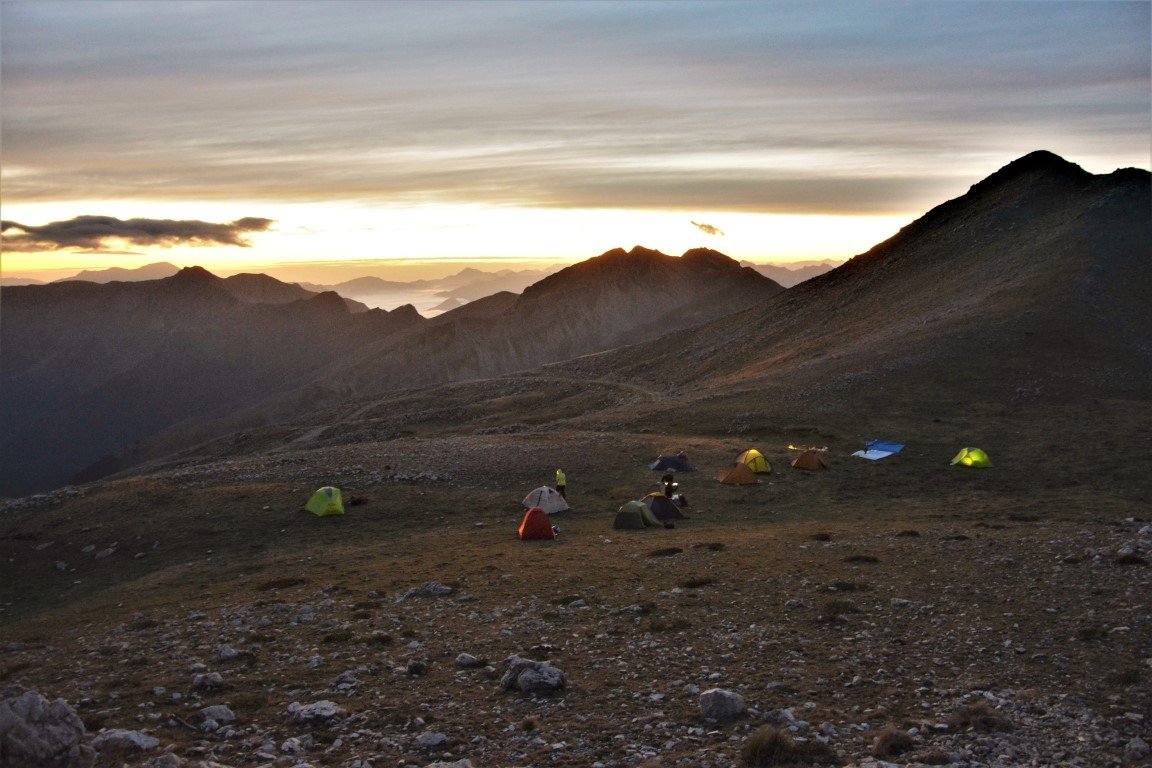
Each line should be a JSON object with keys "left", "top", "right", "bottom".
{"left": 3, "top": 151, "right": 1146, "bottom": 497}
{"left": 740, "top": 259, "right": 840, "bottom": 287}
{"left": 0, "top": 248, "right": 778, "bottom": 495}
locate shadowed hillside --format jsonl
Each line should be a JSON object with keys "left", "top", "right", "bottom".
{"left": 0, "top": 268, "right": 423, "bottom": 495}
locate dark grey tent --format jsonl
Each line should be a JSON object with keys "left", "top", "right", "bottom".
{"left": 648, "top": 452, "right": 697, "bottom": 472}
{"left": 613, "top": 500, "right": 663, "bottom": 530}
{"left": 643, "top": 493, "right": 686, "bottom": 520}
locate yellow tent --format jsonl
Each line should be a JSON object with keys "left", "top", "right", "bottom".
{"left": 305, "top": 486, "right": 344, "bottom": 516}
{"left": 951, "top": 448, "right": 991, "bottom": 468}
{"left": 737, "top": 448, "right": 771, "bottom": 473}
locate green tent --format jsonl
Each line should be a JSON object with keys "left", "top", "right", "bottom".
{"left": 305, "top": 486, "right": 344, "bottom": 516}
{"left": 613, "top": 500, "right": 663, "bottom": 530}
{"left": 951, "top": 447, "right": 991, "bottom": 468}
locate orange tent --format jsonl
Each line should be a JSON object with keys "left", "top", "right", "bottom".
{"left": 518, "top": 507, "right": 556, "bottom": 540}
{"left": 791, "top": 450, "right": 828, "bottom": 471}
{"left": 717, "top": 463, "right": 759, "bottom": 485}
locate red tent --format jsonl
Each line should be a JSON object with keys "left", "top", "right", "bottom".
{"left": 518, "top": 507, "right": 556, "bottom": 540}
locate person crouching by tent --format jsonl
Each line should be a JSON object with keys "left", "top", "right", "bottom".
{"left": 555, "top": 468, "right": 567, "bottom": 499}
{"left": 662, "top": 473, "right": 689, "bottom": 508}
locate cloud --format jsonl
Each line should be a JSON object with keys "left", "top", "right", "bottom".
{"left": 691, "top": 220, "right": 725, "bottom": 237}
{"left": 0, "top": 215, "right": 273, "bottom": 253}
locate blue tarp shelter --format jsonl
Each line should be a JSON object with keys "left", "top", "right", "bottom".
{"left": 852, "top": 440, "right": 905, "bottom": 461}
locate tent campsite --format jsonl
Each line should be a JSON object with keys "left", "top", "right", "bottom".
{"left": 648, "top": 453, "right": 697, "bottom": 472}
{"left": 642, "top": 492, "right": 687, "bottom": 521}
{"left": 305, "top": 486, "right": 344, "bottom": 516}
{"left": 737, "top": 449, "right": 771, "bottom": 473}
{"left": 717, "top": 462, "right": 759, "bottom": 485}
{"left": 791, "top": 450, "right": 828, "bottom": 471}
{"left": 518, "top": 507, "right": 556, "bottom": 540}
{"left": 613, "top": 500, "right": 664, "bottom": 530}
{"left": 951, "top": 447, "right": 992, "bottom": 467}
{"left": 522, "top": 486, "right": 570, "bottom": 514}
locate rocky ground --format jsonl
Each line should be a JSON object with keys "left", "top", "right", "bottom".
{"left": 2, "top": 430, "right": 1150, "bottom": 768}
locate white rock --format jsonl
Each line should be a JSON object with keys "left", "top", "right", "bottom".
{"left": 200, "top": 704, "right": 235, "bottom": 724}
{"left": 416, "top": 731, "right": 448, "bottom": 749}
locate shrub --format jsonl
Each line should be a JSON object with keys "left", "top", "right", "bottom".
{"left": 818, "top": 600, "right": 859, "bottom": 623}
{"left": 812, "top": 532, "right": 832, "bottom": 542}
{"left": 695, "top": 542, "right": 727, "bottom": 551}
{"left": 916, "top": 747, "right": 952, "bottom": 765}
{"left": 826, "top": 580, "right": 869, "bottom": 592}
{"left": 871, "top": 726, "right": 913, "bottom": 758}
{"left": 843, "top": 555, "right": 879, "bottom": 564}
{"left": 740, "top": 725, "right": 837, "bottom": 766}
{"left": 947, "top": 702, "right": 1012, "bottom": 732}
{"left": 1115, "top": 553, "right": 1148, "bottom": 566}
{"left": 678, "top": 576, "right": 716, "bottom": 589}
{"left": 895, "top": 530, "right": 920, "bottom": 538}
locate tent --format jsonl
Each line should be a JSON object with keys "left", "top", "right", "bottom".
{"left": 522, "top": 486, "right": 570, "bottom": 514}
{"left": 852, "top": 439, "right": 905, "bottom": 461}
{"left": 643, "top": 492, "right": 687, "bottom": 520}
{"left": 613, "top": 500, "right": 663, "bottom": 530}
{"left": 518, "top": 507, "right": 556, "bottom": 540}
{"left": 305, "top": 486, "right": 344, "bottom": 517}
{"left": 737, "top": 449, "right": 771, "bottom": 473}
{"left": 717, "top": 462, "right": 759, "bottom": 485}
{"left": 791, "top": 450, "right": 828, "bottom": 471}
{"left": 648, "top": 453, "right": 697, "bottom": 472}
{"left": 951, "top": 447, "right": 991, "bottom": 467}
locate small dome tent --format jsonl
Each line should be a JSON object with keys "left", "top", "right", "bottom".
{"left": 643, "top": 492, "right": 686, "bottom": 520}
{"left": 648, "top": 453, "right": 697, "bottom": 472}
{"left": 951, "top": 447, "right": 991, "bottom": 467}
{"left": 305, "top": 486, "right": 344, "bottom": 517}
{"left": 522, "top": 486, "right": 569, "bottom": 514}
{"left": 518, "top": 507, "right": 556, "bottom": 540}
{"left": 791, "top": 450, "right": 828, "bottom": 471}
{"left": 737, "top": 449, "right": 771, "bottom": 473}
{"left": 718, "top": 462, "right": 758, "bottom": 485}
{"left": 613, "top": 500, "right": 663, "bottom": 530}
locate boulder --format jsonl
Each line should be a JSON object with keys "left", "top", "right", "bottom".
{"left": 90, "top": 729, "right": 159, "bottom": 753}
{"left": 199, "top": 705, "right": 235, "bottom": 725}
{"left": 699, "top": 688, "right": 746, "bottom": 723}
{"left": 499, "top": 655, "right": 566, "bottom": 694}
{"left": 286, "top": 700, "right": 345, "bottom": 725}
{"left": 0, "top": 686, "right": 95, "bottom": 768}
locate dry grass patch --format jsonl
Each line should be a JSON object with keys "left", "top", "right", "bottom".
{"left": 1114, "top": 553, "right": 1147, "bottom": 565}
{"left": 678, "top": 576, "right": 717, "bottom": 589}
{"left": 826, "top": 580, "right": 869, "bottom": 592}
{"left": 843, "top": 555, "right": 879, "bottom": 564}
{"left": 870, "top": 725, "right": 913, "bottom": 758}
{"left": 812, "top": 532, "right": 832, "bottom": 542}
{"left": 916, "top": 747, "right": 953, "bottom": 765}
{"left": 694, "top": 542, "right": 727, "bottom": 551}
{"left": 642, "top": 616, "right": 692, "bottom": 632}
{"left": 948, "top": 701, "right": 1013, "bottom": 732}
{"left": 895, "top": 529, "right": 920, "bottom": 537}
{"left": 648, "top": 547, "right": 683, "bottom": 557}
{"left": 740, "top": 725, "right": 837, "bottom": 766}
{"left": 256, "top": 577, "right": 308, "bottom": 591}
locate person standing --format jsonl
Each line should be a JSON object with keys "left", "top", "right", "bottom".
{"left": 555, "top": 468, "right": 567, "bottom": 499}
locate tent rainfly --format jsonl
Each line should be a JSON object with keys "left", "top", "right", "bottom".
{"left": 648, "top": 453, "right": 697, "bottom": 472}
{"left": 737, "top": 449, "right": 771, "bottom": 473}
{"left": 305, "top": 486, "right": 344, "bottom": 517}
{"left": 522, "top": 486, "right": 570, "bottom": 514}
{"left": 643, "top": 492, "right": 687, "bottom": 520}
{"left": 717, "top": 462, "right": 759, "bottom": 485}
{"left": 518, "top": 507, "right": 556, "bottom": 540}
{"left": 951, "top": 447, "right": 991, "bottom": 467}
{"left": 791, "top": 450, "right": 828, "bottom": 471}
{"left": 613, "top": 500, "right": 663, "bottom": 530}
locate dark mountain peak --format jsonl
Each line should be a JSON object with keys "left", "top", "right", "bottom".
{"left": 307, "top": 290, "right": 351, "bottom": 309}
{"left": 169, "top": 265, "right": 220, "bottom": 284}
{"left": 681, "top": 248, "right": 741, "bottom": 270}
{"left": 389, "top": 303, "right": 423, "bottom": 321}
{"left": 626, "top": 245, "right": 668, "bottom": 259}
{"left": 969, "top": 150, "right": 1092, "bottom": 196}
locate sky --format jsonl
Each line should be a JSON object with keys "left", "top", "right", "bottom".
{"left": 2, "top": 0, "right": 1149, "bottom": 282}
